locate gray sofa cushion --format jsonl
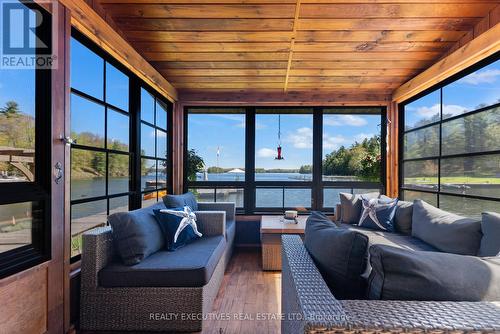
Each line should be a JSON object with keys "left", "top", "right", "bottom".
{"left": 339, "top": 192, "right": 380, "bottom": 224}
{"left": 394, "top": 200, "right": 413, "bottom": 235}
{"left": 99, "top": 235, "right": 226, "bottom": 288}
{"left": 368, "top": 245, "right": 500, "bottom": 301}
{"left": 412, "top": 199, "right": 482, "bottom": 255}
{"left": 479, "top": 212, "right": 500, "bottom": 257}
{"left": 163, "top": 192, "right": 198, "bottom": 211}
{"left": 108, "top": 202, "right": 166, "bottom": 265}
{"left": 340, "top": 224, "right": 437, "bottom": 252}
{"left": 305, "top": 211, "right": 369, "bottom": 299}
{"left": 339, "top": 223, "right": 437, "bottom": 278}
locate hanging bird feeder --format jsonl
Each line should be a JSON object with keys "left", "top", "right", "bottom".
{"left": 275, "top": 114, "right": 284, "bottom": 160}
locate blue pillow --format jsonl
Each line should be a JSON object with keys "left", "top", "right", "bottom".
{"left": 153, "top": 207, "right": 202, "bottom": 251}
{"left": 162, "top": 192, "right": 198, "bottom": 211}
{"left": 358, "top": 196, "right": 398, "bottom": 232}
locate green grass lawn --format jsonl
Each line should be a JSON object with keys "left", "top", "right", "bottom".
{"left": 405, "top": 177, "right": 500, "bottom": 184}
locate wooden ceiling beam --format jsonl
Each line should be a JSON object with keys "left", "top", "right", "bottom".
{"left": 393, "top": 22, "right": 500, "bottom": 102}
{"left": 284, "top": 0, "right": 301, "bottom": 92}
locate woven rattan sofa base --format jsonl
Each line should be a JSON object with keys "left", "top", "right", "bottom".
{"left": 80, "top": 226, "right": 226, "bottom": 332}
{"left": 281, "top": 235, "right": 500, "bottom": 334}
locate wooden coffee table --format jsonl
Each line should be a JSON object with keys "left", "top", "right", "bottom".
{"left": 260, "top": 215, "right": 307, "bottom": 271}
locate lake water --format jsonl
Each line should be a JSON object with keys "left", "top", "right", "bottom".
{"left": 66, "top": 173, "right": 500, "bottom": 221}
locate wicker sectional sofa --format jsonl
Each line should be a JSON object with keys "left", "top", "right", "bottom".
{"left": 281, "top": 234, "right": 500, "bottom": 334}
{"left": 80, "top": 201, "right": 236, "bottom": 332}
{"left": 281, "top": 197, "right": 500, "bottom": 334}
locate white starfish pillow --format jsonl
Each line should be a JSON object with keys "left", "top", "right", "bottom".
{"left": 160, "top": 206, "right": 202, "bottom": 243}
{"left": 358, "top": 197, "right": 398, "bottom": 231}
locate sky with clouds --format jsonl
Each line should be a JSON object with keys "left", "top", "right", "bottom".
{"left": 404, "top": 60, "right": 500, "bottom": 128}
{"left": 188, "top": 112, "right": 381, "bottom": 169}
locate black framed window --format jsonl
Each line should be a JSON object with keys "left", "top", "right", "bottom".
{"left": 140, "top": 88, "right": 171, "bottom": 208}
{"left": 0, "top": 1, "right": 51, "bottom": 278}
{"left": 185, "top": 106, "right": 385, "bottom": 214}
{"left": 400, "top": 55, "right": 500, "bottom": 218}
{"left": 69, "top": 31, "right": 172, "bottom": 261}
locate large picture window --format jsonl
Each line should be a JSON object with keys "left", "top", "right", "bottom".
{"left": 69, "top": 32, "right": 172, "bottom": 260}
{"left": 400, "top": 56, "right": 500, "bottom": 218}
{"left": 0, "top": 1, "right": 51, "bottom": 278}
{"left": 185, "top": 107, "right": 385, "bottom": 214}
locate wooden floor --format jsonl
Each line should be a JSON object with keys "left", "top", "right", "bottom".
{"left": 203, "top": 248, "right": 281, "bottom": 334}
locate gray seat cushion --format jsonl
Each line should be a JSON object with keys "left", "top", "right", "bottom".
{"left": 99, "top": 236, "right": 226, "bottom": 288}
{"left": 163, "top": 192, "right": 198, "bottom": 211}
{"left": 226, "top": 219, "right": 236, "bottom": 245}
{"left": 108, "top": 202, "right": 166, "bottom": 265}
{"left": 479, "top": 212, "right": 500, "bottom": 257}
{"left": 340, "top": 224, "right": 437, "bottom": 252}
{"left": 305, "top": 212, "right": 369, "bottom": 299}
{"left": 339, "top": 192, "right": 380, "bottom": 224}
{"left": 412, "top": 199, "right": 482, "bottom": 255}
{"left": 368, "top": 245, "right": 500, "bottom": 301}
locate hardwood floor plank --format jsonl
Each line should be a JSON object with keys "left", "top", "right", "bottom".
{"left": 203, "top": 248, "right": 280, "bottom": 334}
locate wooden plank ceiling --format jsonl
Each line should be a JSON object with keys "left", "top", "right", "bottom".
{"left": 96, "top": 0, "right": 498, "bottom": 94}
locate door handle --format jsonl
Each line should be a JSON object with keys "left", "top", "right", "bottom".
{"left": 54, "top": 162, "right": 63, "bottom": 184}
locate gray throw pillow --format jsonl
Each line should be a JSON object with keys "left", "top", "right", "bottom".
{"left": 479, "top": 212, "right": 500, "bottom": 257}
{"left": 339, "top": 192, "right": 380, "bottom": 224}
{"left": 412, "top": 199, "right": 482, "bottom": 255}
{"left": 394, "top": 200, "right": 413, "bottom": 235}
{"left": 108, "top": 202, "right": 166, "bottom": 265}
{"left": 304, "top": 211, "right": 369, "bottom": 299}
{"left": 163, "top": 192, "right": 198, "bottom": 211}
{"left": 368, "top": 245, "right": 500, "bottom": 301}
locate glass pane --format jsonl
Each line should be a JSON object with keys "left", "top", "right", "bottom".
{"left": 142, "top": 192, "right": 158, "bottom": 208}
{"left": 404, "top": 125, "right": 439, "bottom": 159}
{"left": 71, "top": 200, "right": 107, "bottom": 257}
{"left": 439, "top": 195, "right": 499, "bottom": 219}
{"left": 141, "top": 123, "right": 156, "bottom": 157}
{"left": 157, "top": 160, "right": 167, "bottom": 189}
{"left": 440, "top": 155, "right": 500, "bottom": 198}
{"left": 141, "top": 159, "right": 156, "bottom": 192}
{"left": 156, "top": 129, "right": 167, "bottom": 159}
{"left": 284, "top": 188, "right": 311, "bottom": 209}
{"left": 109, "top": 196, "right": 129, "bottom": 215}
{"left": 71, "top": 149, "right": 106, "bottom": 200}
{"left": 70, "top": 94, "right": 105, "bottom": 148}
{"left": 189, "top": 188, "right": 215, "bottom": 203}
{"left": 70, "top": 38, "right": 103, "bottom": 99}
{"left": 323, "top": 113, "right": 381, "bottom": 182}
{"left": 403, "top": 160, "right": 439, "bottom": 191}
{"left": 323, "top": 188, "right": 350, "bottom": 208}
{"left": 404, "top": 90, "right": 440, "bottom": 130}
{"left": 216, "top": 188, "right": 244, "bottom": 208}
{"left": 443, "top": 59, "right": 500, "bottom": 118}
{"left": 156, "top": 100, "right": 168, "bottom": 130}
{"left": 188, "top": 110, "right": 245, "bottom": 182}
{"left": 108, "top": 153, "right": 129, "bottom": 195}
{"left": 255, "top": 111, "right": 313, "bottom": 181}
{"left": 0, "top": 201, "right": 40, "bottom": 253}
{"left": 442, "top": 107, "right": 500, "bottom": 156}
{"left": 402, "top": 190, "right": 437, "bottom": 207}
{"left": 0, "top": 69, "right": 36, "bottom": 182}
{"left": 141, "top": 88, "right": 155, "bottom": 124}
{"left": 107, "top": 109, "right": 129, "bottom": 151}
{"left": 105, "top": 62, "right": 129, "bottom": 111}
{"left": 256, "top": 188, "right": 283, "bottom": 208}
